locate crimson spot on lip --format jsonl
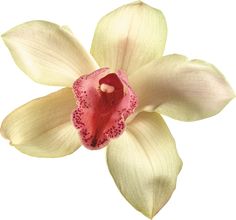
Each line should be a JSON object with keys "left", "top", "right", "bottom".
{"left": 72, "top": 68, "right": 138, "bottom": 150}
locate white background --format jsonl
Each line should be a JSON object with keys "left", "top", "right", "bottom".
{"left": 0, "top": 0, "right": 236, "bottom": 219}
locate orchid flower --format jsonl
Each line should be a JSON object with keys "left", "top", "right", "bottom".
{"left": 0, "top": 1, "right": 234, "bottom": 219}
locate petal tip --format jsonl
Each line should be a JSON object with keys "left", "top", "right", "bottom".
{"left": 0, "top": 118, "right": 9, "bottom": 140}
{"left": 1, "top": 32, "right": 10, "bottom": 45}
{"left": 130, "top": 0, "right": 144, "bottom": 5}
{"left": 1, "top": 33, "right": 6, "bottom": 40}
{"left": 0, "top": 126, "right": 6, "bottom": 140}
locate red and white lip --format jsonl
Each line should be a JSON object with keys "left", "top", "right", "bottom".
{"left": 72, "top": 67, "right": 138, "bottom": 150}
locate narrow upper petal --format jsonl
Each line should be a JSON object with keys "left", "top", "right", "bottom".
{"left": 91, "top": 1, "right": 167, "bottom": 75}
{"left": 0, "top": 88, "right": 81, "bottom": 157}
{"left": 130, "top": 54, "right": 235, "bottom": 121}
{"left": 2, "top": 20, "right": 98, "bottom": 87}
{"left": 107, "top": 112, "right": 182, "bottom": 218}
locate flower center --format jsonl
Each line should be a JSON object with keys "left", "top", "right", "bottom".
{"left": 72, "top": 68, "right": 138, "bottom": 150}
{"left": 100, "top": 84, "right": 114, "bottom": 93}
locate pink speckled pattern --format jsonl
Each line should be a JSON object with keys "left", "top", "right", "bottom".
{"left": 72, "top": 68, "right": 138, "bottom": 150}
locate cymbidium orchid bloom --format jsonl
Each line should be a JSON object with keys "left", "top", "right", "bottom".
{"left": 0, "top": 1, "right": 234, "bottom": 219}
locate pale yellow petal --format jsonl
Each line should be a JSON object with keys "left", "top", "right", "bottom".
{"left": 2, "top": 20, "right": 98, "bottom": 87}
{"left": 1, "top": 88, "right": 80, "bottom": 157}
{"left": 107, "top": 112, "right": 182, "bottom": 218}
{"left": 91, "top": 1, "right": 167, "bottom": 75}
{"left": 130, "top": 54, "right": 235, "bottom": 121}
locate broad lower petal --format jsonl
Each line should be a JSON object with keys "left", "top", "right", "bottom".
{"left": 1, "top": 88, "right": 81, "bottom": 157}
{"left": 2, "top": 20, "right": 98, "bottom": 87}
{"left": 130, "top": 54, "right": 235, "bottom": 121}
{"left": 107, "top": 112, "right": 182, "bottom": 218}
{"left": 91, "top": 1, "right": 167, "bottom": 76}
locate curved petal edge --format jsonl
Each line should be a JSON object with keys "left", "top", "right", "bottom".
{"left": 107, "top": 112, "right": 182, "bottom": 218}
{"left": 0, "top": 88, "right": 81, "bottom": 157}
{"left": 130, "top": 54, "right": 235, "bottom": 121}
{"left": 91, "top": 1, "right": 167, "bottom": 75}
{"left": 2, "top": 20, "right": 98, "bottom": 87}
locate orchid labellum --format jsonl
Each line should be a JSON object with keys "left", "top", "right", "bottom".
{"left": 0, "top": 1, "right": 234, "bottom": 219}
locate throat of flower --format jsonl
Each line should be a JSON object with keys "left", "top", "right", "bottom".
{"left": 100, "top": 83, "right": 114, "bottom": 93}
{"left": 72, "top": 68, "right": 138, "bottom": 150}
